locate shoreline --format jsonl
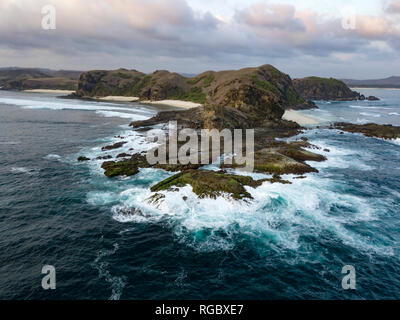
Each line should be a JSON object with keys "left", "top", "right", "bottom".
{"left": 24, "top": 89, "right": 76, "bottom": 94}
{"left": 97, "top": 96, "right": 139, "bottom": 102}
{"left": 20, "top": 91, "right": 199, "bottom": 110}
{"left": 62, "top": 93, "right": 202, "bottom": 109}
{"left": 139, "top": 99, "right": 202, "bottom": 109}
{"left": 56, "top": 91, "right": 322, "bottom": 123}
{"left": 282, "top": 109, "right": 320, "bottom": 125}
{"left": 16, "top": 90, "right": 327, "bottom": 126}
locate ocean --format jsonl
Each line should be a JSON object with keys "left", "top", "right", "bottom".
{"left": 0, "top": 89, "right": 399, "bottom": 300}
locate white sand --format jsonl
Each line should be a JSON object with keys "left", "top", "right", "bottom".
{"left": 283, "top": 109, "right": 319, "bottom": 125}
{"left": 97, "top": 96, "right": 140, "bottom": 102}
{"left": 24, "top": 89, "right": 75, "bottom": 94}
{"left": 140, "top": 99, "right": 202, "bottom": 109}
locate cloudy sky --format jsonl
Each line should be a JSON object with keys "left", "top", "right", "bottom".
{"left": 0, "top": 0, "right": 399, "bottom": 78}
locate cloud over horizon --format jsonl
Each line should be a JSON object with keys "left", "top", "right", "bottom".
{"left": 0, "top": 0, "right": 399, "bottom": 78}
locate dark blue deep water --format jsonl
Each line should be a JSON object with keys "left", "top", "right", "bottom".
{"left": 0, "top": 89, "right": 399, "bottom": 300}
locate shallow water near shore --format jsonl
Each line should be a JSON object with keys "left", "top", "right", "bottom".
{"left": 0, "top": 89, "right": 399, "bottom": 299}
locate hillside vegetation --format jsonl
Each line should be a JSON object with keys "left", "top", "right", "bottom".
{"left": 75, "top": 65, "right": 315, "bottom": 110}
{"left": 0, "top": 68, "right": 81, "bottom": 90}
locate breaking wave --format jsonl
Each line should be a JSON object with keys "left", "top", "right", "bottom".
{"left": 10, "top": 167, "right": 36, "bottom": 175}
{"left": 83, "top": 129, "right": 394, "bottom": 257}
{"left": 0, "top": 96, "right": 154, "bottom": 120}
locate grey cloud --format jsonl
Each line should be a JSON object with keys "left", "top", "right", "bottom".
{"left": 234, "top": 3, "right": 306, "bottom": 32}
{"left": 0, "top": 0, "right": 399, "bottom": 77}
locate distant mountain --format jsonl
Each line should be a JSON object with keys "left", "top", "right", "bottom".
{"left": 342, "top": 76, "right": 400, "bottom": 88}
{"left": 179, "top": 72, "right": 198, "bottom": 78}
{"left": 0, "top": 67, "right": 82, "bottom": 90}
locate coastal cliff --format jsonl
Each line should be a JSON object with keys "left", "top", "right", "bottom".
{"left": 293, "top": 76, "right": 379, "bottom": 101}
{"left": 74, "top": 65, "right": 315, "bottom": 110}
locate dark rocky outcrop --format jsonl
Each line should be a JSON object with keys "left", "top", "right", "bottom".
{"left": 101, "top": 154, "right": 151, "bottom": 177}
{"left": 222, "top": 140, "right": 325, "bottom": 176}
{"left": 77, "top": 156, "right": 90, "bottom": 161}
{"left": 101, "top": 142, "right": 127, "bottom": 151}
{"left": 130, "top": 102, "right": 293, "bottom": 131}
{"left": 75, "top": 69, "right": 146, "bottom": 98}
{"left": 96, "top": 155, "right": 113, "bottom": 160}
{"left": 99, "top": 132, "right": 325, "bottom": 180}
{"left": 333, "top": 122, "right": 400, "bottom": 139}
{"left": 293, "top": 77, "right": 363, "bottom": 101}
{"left": 116, "top": 153, "right": 131, "bottom": 158}
{"left": 150, "top": 170, "right": 271, "bottom": 200}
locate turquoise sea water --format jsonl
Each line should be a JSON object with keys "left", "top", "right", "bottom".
{"left": 0, "top": 89, "right": 399, "bottom": 299}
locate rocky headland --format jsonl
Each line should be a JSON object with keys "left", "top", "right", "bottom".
{"left": 74, "top": 65, "right": 326, "bottom": 200}
{"left": 293, "top": 77, "right": 379, "bottom": 101}
{"left": 71, "top": 64, "right": 398, "bottom": 201}
{"left": 73, "top": 65, "right": 315, "bottom": 110}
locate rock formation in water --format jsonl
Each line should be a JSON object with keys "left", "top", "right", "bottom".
{"left": 333, "top": 123, "right": 400, "bottom": 139}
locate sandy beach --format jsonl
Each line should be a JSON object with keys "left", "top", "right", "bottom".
{"left": 139, "top": 99, "right": 202, "bottom": 109}
{"left": 97, "top": 96, "right": 140, "bottom": 102}
{"left": 24, "top": 89, "right": 76, "bottom": 94}
{"left": 92, "top": 96, "right": 200, "bottom": 108}
{"left": 283, "top": 109, "right": 319, "bottom": 125}
{"left": 99, "top": 97, "right": 202, "bottom": 109}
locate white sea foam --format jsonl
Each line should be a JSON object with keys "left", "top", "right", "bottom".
{"left": 10, "top": 167, "right": 36, "bottom": 175}
{"left": 78, "top": 128, "right": 160, "bottom": 177}
{"left": 92, "top": 243, "right": 126, "bottom": 300}
{"left": 359, "top": 112, "right": 381, "bottom": 118}
{"left": 82, "top": 114, "right": 391, "bottom": 256}
{"left": 44, "top": 154, "right": 61, "bottom": 160}
{"left": 385, "top": 138, "right": 400, "bottom": 146}
{"left": 83, "top": 139, "right": 389, "bottom": 254}
{"left": 95, "top": 110, "right": 149, "bottom": 120}
{"left": 87, "top": 191, "right": 119, "bottom": 205}
{"left": 303, "top": 139, "right": 373, "bottom": 171}
{"left": 356, "top": 118, "right": 369, "bottom": 124}
{"left": 350, "top": 105, "right": 391, "bottom": 110}
{"left": 99, "top": 172, "right": 394, "bottom": 256}
{"left": 0, "top": 96, "right": 154, "bottom": 120}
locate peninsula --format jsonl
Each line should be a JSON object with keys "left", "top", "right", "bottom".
{"left": 71, "top": 64, "right": 399, "bottom": 202}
